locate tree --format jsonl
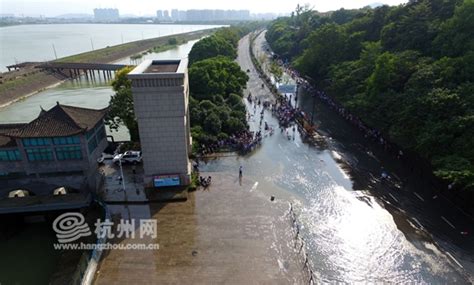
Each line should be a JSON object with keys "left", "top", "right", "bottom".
{"left": 269, "top": 62, "right": 283, "bottom": 84}
{"left": 188, "top": 57, "right": 248, "bottom": 100}
{"left": 168, "top": 37, "right": 178, "bottom": 45}
{"left": 294, "top": 23, "right": 350, "bottom": 83}
{"left": 203, "top": 112, "right": 222, "bottom": 135}
{"left": 214, "top": 27, "right": 241, "bottom": 48}
{"left": 106, "top": 66, "right": 139, "bottom": 142}
{"left": 433, "top": 0, "right": 474, "bottom": 57}
{"left": 188, "top": 35, "right": 237, "bottom": 65}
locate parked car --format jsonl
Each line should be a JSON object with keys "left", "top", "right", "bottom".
{"left": 97, "top": 153, "right": 115, "bottom": 164}
{"left": 113, "top": 151, "right": 142, "bottom": 165}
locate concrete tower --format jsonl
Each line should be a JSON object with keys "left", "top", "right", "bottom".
{"left": 128, "top": 59, "right": 192, "bottom": 187}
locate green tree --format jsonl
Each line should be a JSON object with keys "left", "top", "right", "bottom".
{"left": 294, "top": 23, "right": 350, "bottom": 84}
{"left": 269, "top": 62, "right": 283, "bottom": 83}
{"left": 214, "top": 27, "right": 241, "bottom": 48}
{"left": 106, "top": 66, "right": 139, "bottom": 142}
{"left": 188, "top": 57, "right": 248, "bottom": 100}
{"left": 433, "top": 0, "right": 474, "bottom": 57}
{"left": 203, "top": 112, "right": 222, "bottom": 135}
{"left": 188, "top": 35, "right": 237, "bottom": 65}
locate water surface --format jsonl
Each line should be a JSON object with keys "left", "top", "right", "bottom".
{"left": 0, "top": 24, "right": 218, "bottom": 71}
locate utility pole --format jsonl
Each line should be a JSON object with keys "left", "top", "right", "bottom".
{"left": 90, "top": 38, "right": 94, "bottom": 50}
{"left": 119, "top": 159, "right": 126, "bottom": 192}
{"left": 52, "top": 44, "right": 58, "bottom": 60}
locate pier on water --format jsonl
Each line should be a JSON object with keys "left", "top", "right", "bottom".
{"left": 6, "top": 61, "right": 134, "bottom": 80}
{"left": 36, "top": 62, "right": 132, "bottom": 80}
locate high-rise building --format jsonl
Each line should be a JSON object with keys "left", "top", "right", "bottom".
{"left": 180, "top": 9, "right": 250, "bottom": 22}
{"left": 156, "top": 10, "right": 163, "bottom": 20}
{"left": 171, "top": 9, "right": 179, "bottom": 21}
{"left": 178, "top": 10, "right": 187, "bottom": 21}
{"left": 163, "top": 10, "right": 170, "bottom": 21}
{"left": 128, "top": 60, "right": 192, "bottom": 187}
{"left": 93, "top": 8, "right": 119, "bottom": 22}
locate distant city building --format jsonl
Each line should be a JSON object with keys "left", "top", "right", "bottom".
{"left": 178, "top": 10, "right": 187, "bottom": 21}
{"left": 0, "top": 103, "right": 108, "bottom": 191}
{"left": 156, "top": 10, "right": 164, "bottom": 21}
{"left": 163, "top": 10, "right": 170, "bottom": 21}
{"left": 251, "top": 13, "right": 278, "bottom": 20}
{"left": 0, "top": 14, "right": 14, "bottom": 19}
{"left": 171, "top": 9, "right": 179, "bottom": 21}
{"left": 128, "top": 60, "right": 192, "bottom": 187}
{"left": 93, "top": 8, "right": 119, "bottom": 22}
{"left": 156, "top": 9, "right": 251, "bottom": 22}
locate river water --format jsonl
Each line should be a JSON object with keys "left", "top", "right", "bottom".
{"left": 0, "top": 24, "right": 219, "bottom": 71}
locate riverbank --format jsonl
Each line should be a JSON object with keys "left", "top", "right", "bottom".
{"left": 0, "top": 29, "right": 215, "bottom": 108}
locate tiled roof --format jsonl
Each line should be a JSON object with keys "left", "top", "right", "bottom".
{"left": 0, "top": 124, "right": 26, "bottom": 148}
{"left": 6, "top": 103, "right": 107, "bottom": 138}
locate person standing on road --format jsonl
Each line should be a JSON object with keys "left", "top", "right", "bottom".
{"left": 239, "top": 166, "right": 243, "bottom": 177}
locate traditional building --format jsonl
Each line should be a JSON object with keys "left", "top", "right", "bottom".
{"left": 0, "top": 103, "right": 108, "bottom": 193}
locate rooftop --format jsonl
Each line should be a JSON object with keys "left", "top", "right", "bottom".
{"left": 0, "top": 124, "right": 26, "bottom": 147}
{"left": 128, "top": 59, "right": 188, "bottom": 80}
{"left": 144, "top": 61, "right": 179, "bottom": 73}
{"left": 3, "top": 103, "right": 108, "bottom": 138}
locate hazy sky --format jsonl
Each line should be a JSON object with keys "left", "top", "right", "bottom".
{"left": 0, "top": 0, "right": 408, "bottom": 17}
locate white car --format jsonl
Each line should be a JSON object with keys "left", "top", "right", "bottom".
{"left": 97, "top": 153, "right": 115, "bottom": 164}
{"left": 113, "top": 151, "right": 142, "bottom": 165}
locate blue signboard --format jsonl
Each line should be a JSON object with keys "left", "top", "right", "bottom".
{"left": 154, "top": 175, "right": 180, "bottom": 187}
{"left": 278, "top": 84, "right": 297, "bottom": 94}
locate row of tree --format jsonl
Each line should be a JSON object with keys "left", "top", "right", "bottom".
{"left": 266, "top": 1, "right": 474, "bottom": 191}
{"left": 187, "top": 27, "right": 250, "bottom": 150}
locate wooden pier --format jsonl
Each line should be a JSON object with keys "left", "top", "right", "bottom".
{"left": 5, "top": 61, "right": 133, "bottom": 80}
{"left": 35, "top": 62, "right": 132, "bottom": 80}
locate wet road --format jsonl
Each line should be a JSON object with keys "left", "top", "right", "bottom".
{"left": 198, "top": 33, "right": 473, "bottom": 283}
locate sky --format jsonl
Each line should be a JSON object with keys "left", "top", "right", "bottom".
{"left": 0, "top": 0, "right": 408, "bottom": 17}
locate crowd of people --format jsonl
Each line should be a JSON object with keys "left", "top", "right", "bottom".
{"left": 281, "top": 64, "right": 403, "bottom": 158}
{"left": 198, "top": 129, "right": 262, "bottom": 156}
{"left": 271, "top": 96, "right": 298, "bottom": 128}
{"left": 199, "top": 176, "right": 212, "bottom": 187}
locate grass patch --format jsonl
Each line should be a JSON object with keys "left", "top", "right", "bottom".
{"left": 188, "top": 171, "right": 200, "bottom": 192}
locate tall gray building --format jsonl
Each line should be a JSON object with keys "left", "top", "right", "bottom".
{"left": 128, "top": 60, "right": 192, "bottom": 187}
{"left": 156, "top": 10, "right": 163, "bottom": 21}
{"left": 163, "top": 10, "right": 170, "bottom": 21}
{"left": 171, "top": 9, "right": 179, "bottom": 21}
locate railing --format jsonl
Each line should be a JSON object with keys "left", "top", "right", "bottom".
{"left": 69, "top": 196, "right": 111, "bottom": 285}
{"left": 287, "top": 202, "right": 317, "bottom": 284}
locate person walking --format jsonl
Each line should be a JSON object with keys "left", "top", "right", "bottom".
{"left": 239, "top": 166, "right": 243, "bottom": 177}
